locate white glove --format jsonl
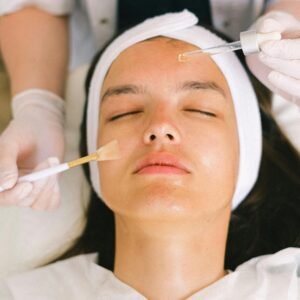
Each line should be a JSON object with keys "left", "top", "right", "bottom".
{"left": 246, "top": 11, "right": 300, "bottom": 106}
{"left": 0, "top": 89, "right": 65, "bottom": 210}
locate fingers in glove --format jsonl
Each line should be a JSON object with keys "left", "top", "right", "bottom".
{"left": 0, "top": 143, "right": 19, "bottom": 190}
{"left": 259, "top": 18, "right": 283, "bottom": 33}
{"left": 31, "top": 174, "right": 60, "bottom": 211}
{"left": 259, "top": 53, "right": 300, "bottom": 79}
{"left": 260, "top": 39, "right": 300, "bottom": 60}
{"left": 0, "top": 182, "right": 33, "bottom": 206}
{"left": 18, "top": 157, "right": 61, "bottom": 211}
{"left": 47, "top": 179, "right": 60, "bottom": 210}
{"left": 268, "top": 71, "right": 300, "bottom": 102}
{"left": 258, "top": 11, "right": 300, "bottom": 33}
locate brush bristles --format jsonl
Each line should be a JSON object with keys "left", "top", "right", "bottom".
{"left": 96, "top": 140, "right": 121, "bottom": 161}
{"left": 67, "top": 140, "right": 120, "bottom": 168}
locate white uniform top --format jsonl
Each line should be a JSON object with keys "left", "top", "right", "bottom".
{"left": 0, "top": 247, "right": 299, "bottom": 299}
{"left": 0, "top": 0, "right": 273, "bottom": 69}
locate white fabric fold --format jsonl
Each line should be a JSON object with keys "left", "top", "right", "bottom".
{"left": 87, "top": 10, "right": 262, "bottom": 209}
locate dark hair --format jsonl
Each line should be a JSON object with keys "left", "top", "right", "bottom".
{"left": 58, "top": 32, "right": 300, "bottom": 272}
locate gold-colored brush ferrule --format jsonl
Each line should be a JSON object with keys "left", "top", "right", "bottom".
{"left": 68, "top": 153, "right": 98, "bottom": 168}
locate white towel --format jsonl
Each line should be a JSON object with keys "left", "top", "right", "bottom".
{"left": 87, "top": 10, "right": 262, "bottom": 210}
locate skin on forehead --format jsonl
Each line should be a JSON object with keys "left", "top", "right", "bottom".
{"left": 100, "top": 37, "right": 232, "bottom": 102}
{"left": 97, "top": 37, "right": 239, "bottom": 222}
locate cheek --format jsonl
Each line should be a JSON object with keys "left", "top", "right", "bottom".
{"left": 189, "top": 123, "right": 239, "bottom": 197}
{"left": 185, "top": 113, "right": 238, "bottom": 168}
{"left": 97, "top": 124, "right": 141, "bottom": 204}
{"left": 98, "top": 160, "right": 121, "bottom": 207}
{"left": 197, "top": 137, "right": 238, "bottom": 176}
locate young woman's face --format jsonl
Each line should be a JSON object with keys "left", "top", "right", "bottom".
{"left": 98, "top": 38, "right": 239, "bottom": 220}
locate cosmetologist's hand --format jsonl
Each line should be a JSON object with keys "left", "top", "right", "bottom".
{"left": 246, "top": 11, "right": 300, "bottom": 106}
{"left": 0, "top": 89, "right": 65, "bottom": 210}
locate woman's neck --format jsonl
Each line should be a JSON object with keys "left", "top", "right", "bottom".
{"left": 114, "top": 212, "right": 230, "bottom": 299}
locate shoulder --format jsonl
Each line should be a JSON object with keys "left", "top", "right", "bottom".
{"left": 237, "top": 247, "right": 300, "bottom": 271}
{"left": 194, "top": 248, "right": 300, "bottom": 300}
{"left": 0, "top": 253, "right": 112, "bottom": 300}
{"left": 234, "top": 248, "right": 300, "bottom": 299}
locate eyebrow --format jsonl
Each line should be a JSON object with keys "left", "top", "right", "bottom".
{"left": 101, "top": 84, "right": 146, "bottom": 102}
{"left": 177, "top": 80, "right": 226, "bottom": 97}
{"left": 101, "top": 80, "right": 226, "bottom": 103}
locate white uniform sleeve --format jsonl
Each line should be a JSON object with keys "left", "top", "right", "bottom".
{"left": 0, "top": 0, "right": 75, "bottom": 16}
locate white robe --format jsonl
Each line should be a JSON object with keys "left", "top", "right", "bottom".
{"left": 0, "top": 247, "right": 299, "bottom": 299}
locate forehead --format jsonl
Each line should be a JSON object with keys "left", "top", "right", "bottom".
{"left": 101, "top": 37, "right": 231, "bottom": 98}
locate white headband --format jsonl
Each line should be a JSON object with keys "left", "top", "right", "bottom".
{"left": 87, "top": 10, "right": 262, "bottom": 210}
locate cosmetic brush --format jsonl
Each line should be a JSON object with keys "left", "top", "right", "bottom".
{"left": 0, "top": 140, "right": 120, "bottom": 191}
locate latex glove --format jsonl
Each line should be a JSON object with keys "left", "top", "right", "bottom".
{"left": 0, "top": 89, "right": 65, "bottom": 210}
{"left": 246, "top": 11, "right": 300, "bottom": 106}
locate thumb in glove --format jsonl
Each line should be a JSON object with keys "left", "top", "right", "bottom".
{"left": 246, "top": 11, "right": 300, "bottom": 106}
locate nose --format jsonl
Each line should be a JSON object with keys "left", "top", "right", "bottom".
{"left": 143, "top": 113, "right": 181, "bottom": 145}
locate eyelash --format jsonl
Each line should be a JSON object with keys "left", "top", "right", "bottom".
{"left": 184, "top": 109, "right": 217, "bottom": 117}
{"left": 109, "top": 110, "right": 142, "bottom": 121}
{"left": 108, "top": 108, "right": 216, "bottom": 122}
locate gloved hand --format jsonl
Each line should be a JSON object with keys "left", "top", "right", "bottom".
{"left": 246, "top": 11, "right": 300, "bottom": 106}
{"left": 0, "top": 89, "right": 65, "bottom": 210}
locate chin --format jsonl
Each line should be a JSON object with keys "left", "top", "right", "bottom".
{"left": 125, "top": 186, "right": 204, "bottom": 220}
{"left": 102, "top": 179, "right": 233, "bottom": 220}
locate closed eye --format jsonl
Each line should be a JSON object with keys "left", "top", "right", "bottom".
{"left": 184, "top": 109, "right": 217, "bottom": 117}
{"left": 109, "top": 110, "right": 143, "bottom": 121}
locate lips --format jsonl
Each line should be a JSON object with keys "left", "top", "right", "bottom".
{"left": 133, "top": 152, "right": 191, "bottom": 175}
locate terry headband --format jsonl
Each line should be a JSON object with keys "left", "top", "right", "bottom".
{"left": 87, "top": 10, "right": 262, "bottom": 210}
